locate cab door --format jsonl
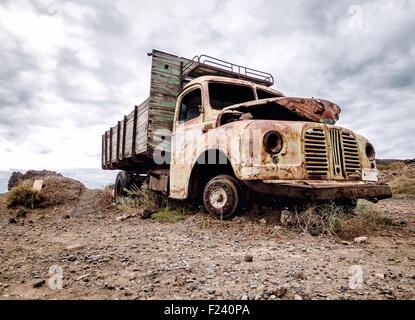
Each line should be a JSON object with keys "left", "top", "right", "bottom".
{"left": 170, "top": 85, "right": 205, "bottom": 198}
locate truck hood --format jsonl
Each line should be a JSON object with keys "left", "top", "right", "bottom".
{"left": 223, "top": 97, "right": 341, "bottom": 124}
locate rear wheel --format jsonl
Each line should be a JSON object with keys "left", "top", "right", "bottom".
{"left": 203, "top": 175, "right": 241, "bottom": 220}
{"left": 114, "top": 171, "right": 132, "bottom": 203}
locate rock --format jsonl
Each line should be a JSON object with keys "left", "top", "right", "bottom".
{"left": 375, "top": 273, "right": 385, "bottom": 280}
{"left": 275, "top": 286, "right": 287, "bottom": 298}
{"left": 139, "top": 209, "right": 154, "bottom": 219}
{"left": 32, "top": 280, "right": 45, "bottom": 288}
{"left": 244, "top": 254, "right": 253, "bottom": 262}
{"left": 175, "top": 275, "right": 185, "bottom": 287}
{"left": 240, "top": 295, "right": 249, "bottom": 300}
{"left": 68, "top": 255, "right": 77, "bottom": 262}
{"left": 76, "top": 274, "right": 90, "bottom": 282}
{"left": 260, "top": 218, "right": 267, "bottom": 225}
{"left": 354, "top": 236, "right": 368, "bottom": 243}
{"left": 66, "top": 244, "right": 85, "bottom": 252}
{"left": 294, "top": 272, "right": 305, "bottom": 280}
{"left": 294, "top": 294, "right": 303, "bottom": 300}
{"left": 104, "top": 284, "right": 115, "bottom": 290}
{"left": 116, "top": 214, "right": 131, "bottom": 221}
{"left": 280, "top": 209, "right": 296, "bottom": 227}
{"left": 254, "top": 294, "right": 262, "bottom": 300}
{"left": 16, "top": 209, "right": 27, "bottom": 218}
{"left": 207, "top": 288, "right": 216, "bottom": 294}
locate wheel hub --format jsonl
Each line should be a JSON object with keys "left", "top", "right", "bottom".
{"left": 209, "top": 187, "right": 227, "bottom": 209}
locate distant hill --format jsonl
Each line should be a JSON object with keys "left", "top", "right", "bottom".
{"left": 0, "top": 168, "right": 117, "bottom": 194}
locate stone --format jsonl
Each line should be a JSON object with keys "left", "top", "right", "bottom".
{"left": 32, "top": 280, "right": 45, "bottom": 288}
{"left": 354, "top": 236, "right": 368, "bottom": 243}
{"left": 295, "top": 294, "right": 303, "bottom": 300}
{"left": 275, "top": 286, "right": 287, "bottom": 298}
{"left": 66, "top": 244, "right": 85, "bottom": 252}
{"left": 207, "top": 288, "right": 216, "bottom": 294}
{"left": 280, "top": 210, "right": 296, "bottom": 226}
{"left": 375, "top": 273, "right": 385, "bottom": 280}
{"left": 244, "top": 254, "right": 253, "bottom": 262}
{"left": 16, "top": 209, "right": 27, "bottom": 218}
{"left": 240, "top": 295, "right": 249, "bottom": 300}
{"left": 260, "top": 218, "right": 267, "bottom": 225}
{"left": 68, "top": 255, "right": 77, "bottom": 262}
{"left": 139, "top": 209, "right": 154, "bottom": 219}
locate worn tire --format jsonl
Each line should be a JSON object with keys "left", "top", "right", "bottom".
{"left": 114, "top": 171, "right": 132, "bottom": 203}
{"left": 203, "top": 175, "right": 241, "bottom": 220}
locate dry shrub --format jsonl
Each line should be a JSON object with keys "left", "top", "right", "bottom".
{"left": 291, "top": 201, "right": 392, "bottom": 240}
{"left": 118, "top": 182, "right": 196, "bottom": 220}
{"left": 388, "top": 177, "right": 415, "bottom": 195}
{"left": 7, "top": 185, "right": 43, "bottom": 209}
{"left": 98, "top": 185, "right": 114, "bottom": 209}
{"left": 118, "top": 182, "right": 163, "bottom": 211}
{"left": 387, "top": 161, "right": 405, "bottom": 170}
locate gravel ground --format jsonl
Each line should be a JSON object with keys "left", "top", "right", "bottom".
{"left": 0, "top": 190, "right": 414, "bottom": 300}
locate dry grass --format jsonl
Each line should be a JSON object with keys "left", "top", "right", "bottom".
{"left": 7, "top": 185, "right": 43, "bottom": 209}
{"left": 97, "top": 185, "right": 114, "bottom": 210}
{"left": 117, "top": 182, "right": 197, "bottom": 221}
{"left": 388, "top": 177, "right": 415, "bottom": 195}
{"left": 377, "top": 161, "right": 405, "bottom": 171}
{"left": 291, "top": 201, "right": 395, "bottom": 240}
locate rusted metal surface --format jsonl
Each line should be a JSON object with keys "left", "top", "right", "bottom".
{"left": 101, "top": 49, "right": 391, "bottom": 203}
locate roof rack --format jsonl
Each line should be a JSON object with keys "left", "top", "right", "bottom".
{"left": 181, "top": 54, "right": 274, "bottom": 87}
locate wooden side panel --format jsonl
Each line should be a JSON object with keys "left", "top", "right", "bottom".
{"left": 147, "top": 50, "right": 191, "bottom": 153}
{"left": 124, "top": 109, "right": 135, "bottom": 158}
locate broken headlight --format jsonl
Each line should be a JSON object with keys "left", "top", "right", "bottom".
{"left": 263, "top": 131, "right": 283, "bottom": 154}
{"left": 365, "top": 143, "right": 376, "bottom": 161}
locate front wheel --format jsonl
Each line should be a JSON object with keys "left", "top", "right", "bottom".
{"left": 203, "top": 175, "right": 241, "bottom": 220}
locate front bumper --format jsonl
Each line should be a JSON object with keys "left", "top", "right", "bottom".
{"left": 242, "top": 180, "right": 392, "bottom": 201}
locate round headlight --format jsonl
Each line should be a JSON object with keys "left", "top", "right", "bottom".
{"left": 263, "top": 131, "right": 283, "bottom": 154}
{"left": 365, "top": 143, "right": 376, "bottom": 161}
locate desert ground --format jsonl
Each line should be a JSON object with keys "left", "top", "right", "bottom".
{"left": 0, "top": 165, "right": 414, "bottom": 300}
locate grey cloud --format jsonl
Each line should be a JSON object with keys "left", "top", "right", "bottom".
{"left": 0, "top": 0, "right": 414, "bottom": 173}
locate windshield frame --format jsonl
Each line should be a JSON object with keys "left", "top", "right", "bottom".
{"left": 207, "top": 80, "right": 256, "bottom": 110}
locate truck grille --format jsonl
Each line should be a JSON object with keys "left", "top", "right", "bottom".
{"left": 304, "top": 128, "right": 329, "bottom": 177}
{"left": 341, "top": 131, "right": 361, "bottom": 176}
{"left": 304, "top": 127, "right": 361, "bottom": 179}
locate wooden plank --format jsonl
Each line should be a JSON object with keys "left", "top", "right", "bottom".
{"left": 116, "top": 121, "right": 120, "bottom": 161}
{"left": 101, "top": 134, "right": 105, "bottom": 169}
{"left": 122, "top": 115, "right": 127, "bottom": 158}
{"left": 109, "top": 127, "right": 113, "bottom": 168}
{"left": 132, "top": 105, "right": 138, "bottom": 155}
{"left": 104, "top": 131, "right": 108, "bottom": 167}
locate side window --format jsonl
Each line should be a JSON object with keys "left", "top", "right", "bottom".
{"left": 179, "top": 88, "right": 202, "bottom": 122}
{"left": 257, "top": 89, "right": 279, "bottom": 99}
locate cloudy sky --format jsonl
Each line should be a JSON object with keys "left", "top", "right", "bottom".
{"left": 0, "top": 0, "right": 414, "bottom": 174}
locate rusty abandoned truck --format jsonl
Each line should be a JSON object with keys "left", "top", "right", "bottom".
{"left": 102, "top": 50, "right": 391, "bottom": 219}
